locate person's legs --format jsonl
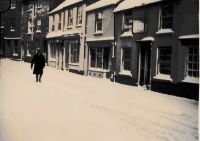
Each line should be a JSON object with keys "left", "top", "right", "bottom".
{"left": 39, "top": 73, "right": 43, "bottom": 82}
{"left": 36, "top": 75, "right": 38, "bottom": 82}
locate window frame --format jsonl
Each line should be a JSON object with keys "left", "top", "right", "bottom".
{"left": 67, "top": 9, "right": 73, "bottom": 28}
{"left": 58, "top": 13, "right": 62, "bottom": 31}
{"left": 28, "top": 19, "right": 33, "bottom": 33}
{"left": 157, "top": 46, "right": 172, "bottom": 76}
{"left": 10, "top": 17, "right": 16, "bottom": 31}
{"left": 76, "top": 6, "right": 83, "bottom": 26}
{"left": 13, "top": 40, "right": 18, "bottom": 55}
{"left": 69, "top": 40, "right": 80, "bottom": 64}
{"left": 11, "top": 0, "right": 16, "bottom": 9}
{"left": 184, "top": 45, "right": 199, "bottom": 82}
{"left": 159, "top": 1, "right": 173, "bottom": 30}
{"left": 123, "top": 11, "right": 132, "bottom": 33}
{"left": 95, "top": 11, "right": 103, "bottom": 33}
{"left": 121, "top": 48, "right": 131, "bottom": 72}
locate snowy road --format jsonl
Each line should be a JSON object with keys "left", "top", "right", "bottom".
{"left": 0, "top": 59, "right": 198, "bottom": 141}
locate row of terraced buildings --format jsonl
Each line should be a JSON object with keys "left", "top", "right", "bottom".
{"left": 0, "top": 0, "right": 199, "bottom": 100}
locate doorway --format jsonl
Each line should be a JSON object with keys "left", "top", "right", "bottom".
{"left": 138, "top": 43, "right": 152, "bottom": 89}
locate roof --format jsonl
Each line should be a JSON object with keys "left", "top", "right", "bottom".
{"left": 49, "top": 0, "right": 83, "bottom": 14}
{"left": 86, "top": 0, "right": 120, "bottom": 12}
{"left": 114, "top": 0, "right": 163, "bottom": 12}
{"left": 179, "top": 34, "right": 199, "bottom": 39}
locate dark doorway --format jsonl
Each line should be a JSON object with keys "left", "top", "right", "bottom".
{"left": 138, "top": 43, "right": 151, "bottom": 89}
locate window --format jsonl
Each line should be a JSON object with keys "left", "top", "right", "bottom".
{"left": 58, "top": 14, "right": 61, "bottom": 30}
{"left": 122, "top": 48, "right": 131, "bottom": 71}
{"left": 123, "top": 11, "right": 132, "bottom": 32}
{"left": 160, "top": 1, "right": 173, "bottom": 29}
{"left": 70, "top": 40, "right": 79, "bottom": 63}
{"left": 90, "top": 47, "right": 109, "bottom": 70}
{"left": 11, "top": 0, "right": 16, "bottom": 9}
{"left": 95, "top": 12, "right": 103, "bottom": 32}
{"left": 77, "top": 6, "right": 83, "bottom": 26}
{"left": 28, "top": 2, "right": 33, "bottom": 10}
{"left": 28, "top": 20, "right": 33, "bottom": 33}
{"left": 52, "top": 15, "right": 55, "bottom": 31}
{"left": 132, "top": 20, "right": 144, "bottom": 33}
{"left": 185, "top": 46, "right": 199, "bottom": 78}
{"left": 158, "top": 47, "right": 171, "bottom": 75}
{"left": 36, "top": 19, "right": 41, "bottom": 32}
{"left": 13, "top": 40, "right": 18, "bottom": 55}
{"left": 10, "top": 17, "right": 15, "bottom": 31}
{"left": 68, "top": 9, "right": 73, "bottom": 27}
{"left": 50, "top": 43, "right": 56, "bottom": 59}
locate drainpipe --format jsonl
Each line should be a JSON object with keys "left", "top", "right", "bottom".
{"left": 113, "top": 11, "right": 116, "bottom": 82}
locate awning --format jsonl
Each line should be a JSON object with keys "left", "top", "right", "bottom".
{"left": 46, "top": 31, "right": 63, "bottom": 39}
{"left": 179, "top": 34, "right": 199, "bottom": 40}
{"left": 62, "top": 31, "right": 81, "bottom": 37}
{"left": 4, "top": 37, "right": 21, "bottom": 40}
{"left": 139, "top": 36, "right": 155, "bottom": 42}
{"left": 86, "top": 37, "right": 114, "bottom": 42}
{"left": 114, "top": 0, "right": 163, "bottom": 13}
{"left": 86, "top": 0, "right": 120, "bottom": 12}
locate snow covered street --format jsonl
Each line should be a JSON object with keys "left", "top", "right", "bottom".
{"left": 0, "top": 59, "right": 198, "bottom": 141}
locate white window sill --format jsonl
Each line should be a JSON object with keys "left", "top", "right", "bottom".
{"left": 10, "top": 7, "right": 16, "bottom": 10}
{"left": 76, "top": 24, "right": 82, "bottom": 27}
{"left": 27, "top": 32, "right": 33, "bottom": 35}
{"left": 10, "top": 29, "right": 15, "bottom": 32}
{"left": 182, "top": 77, "right": 199, "bottom": 84}
{"left": 69, "top": 63, "right": 79, "bottom": 66}
{"left": 27, "top": 9, "right": 32, "bottom": 12}
{"left": 89, "top": 67, "right": 109, "bottom": 72}
{"left": 37, "top": 6, "right": 42, "bottom": 9}
{"left": 156, "top": 28, "right": 174, "bottom": 35}
{"left": 94, "top": 31, "right": 103, "bottom": 35}
{"left": 49, "top": 59, "right": 56, "bottom": 62}
{"left": 0, "top": 26, "right": 4, "bottom": 29}
{"left": 119, "top": 70, "right": 132, "bottom": 76}
{"left": 26, "top": 54, "right": 31, "bottom": 57}
{"left": 13, "top": 54, "right": 18, "bottom": 56}
{"left": 153, "top": 74, "right": 172, "bottom": 81}
{"left": 36, "top": 30, "right": 41, "bottom": 33}
{"left": 67, "top": 26, "right": 73, "bottom": 29}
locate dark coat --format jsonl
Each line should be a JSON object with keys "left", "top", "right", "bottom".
{"left": 31, "top": 53, "right": 45, "bottom": 75}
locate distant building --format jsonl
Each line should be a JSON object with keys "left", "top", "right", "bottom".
{"left": 85, "top": 0, "right": 120, "bottom": 78}
{"left": 47, "top": 0, "right": 98, "bottom": 72}
{"left": 0, "top": 0, "right": 22, "bottom": 60}
{"left": 114, "top": 0, "right": 199, "bottom": 99}
{"left": 21, "top": 0, "right": 64, "bottom": 62}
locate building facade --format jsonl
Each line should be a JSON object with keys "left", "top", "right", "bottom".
{"left": 114, "top": 0, "right": 199, "bottom": 99}
{"left": 85, "top": 0, "right": 120, "bottom": 78}
{"left": 1, "top": 0, "right": 22, "bottom": 60}
{"left": 47, "top": 0, "right": 98, "bottom": 73}
{"left": 21, "top": 0, "right": 64, "bottom": 62}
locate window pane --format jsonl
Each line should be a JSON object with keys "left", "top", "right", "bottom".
{"left": 159, "top": 47, "right": 171, "bottom": 75}
{"left": 123, "top": 48, "right": 131, "bottom": 71}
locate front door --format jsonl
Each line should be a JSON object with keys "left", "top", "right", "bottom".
{"left": 139, "top": 44, "right": 151, "bottom": 89}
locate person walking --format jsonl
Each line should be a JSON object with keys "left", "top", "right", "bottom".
{"left": 31, "top": 48, "right": 45, "bottom": 82}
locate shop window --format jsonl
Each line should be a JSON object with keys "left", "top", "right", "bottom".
{"left": 68, "top": 9, "right": 73, "bottom": 27}
{"left": 70, "top": 40, "right": 79, "bottom": 63}
{"left": 122, "top": 48, "right": 131, "bottom": 71}
{"left": 77, "top": 6, "right": 83, "bottom": 26}
{"left": 95, "top": 12, "right": 103, "bottom": 33}
{"left": 185, "top": 45, "right": 199, "bottom": 78}
{"left": 90, "top": 47, "right": 109, "bottom": 70}
{"left": 157, "top": 47, "right": 171, "bottom": 75}
{"left": 123, "top": 11, "right": 132, "bottom": 32}
{"left": 160, "top": 1, "right": 173, "bottom": 29}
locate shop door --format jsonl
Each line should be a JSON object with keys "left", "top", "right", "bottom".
{"left": 139, "top": 46, "right": 151, "bottom": 89}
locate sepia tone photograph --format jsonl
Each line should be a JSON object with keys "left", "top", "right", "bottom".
{"left": 0, "top": 0, "right": 199, "bottom": 141}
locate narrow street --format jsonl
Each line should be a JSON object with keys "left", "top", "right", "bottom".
{"left": 0, "top": 59, "right": 198, "bottom": 141}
